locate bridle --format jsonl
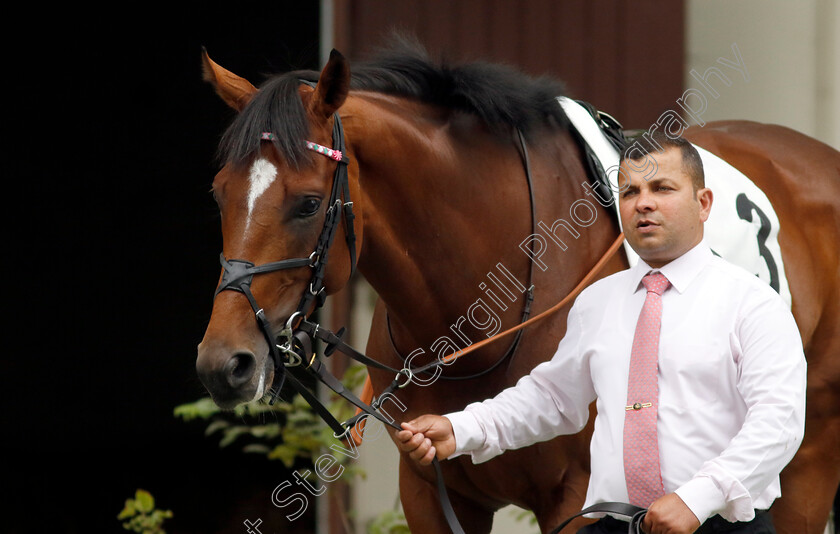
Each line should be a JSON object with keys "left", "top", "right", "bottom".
{"left": 212, "top": 98, "right": 471, "bottom": 532}
{"left": 210, "top": 86, "right": 629, "bottom": 534}
{"left": 213, "top": 108, "right": 358, "bottom": 402}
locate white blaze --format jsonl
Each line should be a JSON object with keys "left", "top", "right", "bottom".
{"left": 253, "top": 372, "right": 266, "bottom": 402}
{"left": 246, "top": 158, "right": 278, "bottom": 228}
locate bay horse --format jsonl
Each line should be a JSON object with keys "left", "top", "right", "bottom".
{"left": 195, "top": 39, "right": 840, "bottom": 533}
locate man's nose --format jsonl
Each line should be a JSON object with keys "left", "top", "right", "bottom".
{"left": 636, "top": 189, "right": 656, "bottom": 211}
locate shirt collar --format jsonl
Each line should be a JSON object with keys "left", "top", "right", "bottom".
{"left": 630, "top": 241, "right": 713, "bottom": 294}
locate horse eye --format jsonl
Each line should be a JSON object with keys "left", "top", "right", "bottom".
{"left": 296, "top": 197, "right": 322, "bottom": 218}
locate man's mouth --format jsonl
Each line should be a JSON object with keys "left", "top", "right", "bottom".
{"left": 636, "top": 219, "right": 659, "bottom": 232}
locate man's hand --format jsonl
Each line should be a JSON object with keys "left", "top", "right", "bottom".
{"left": 642, "top": 493, "right": 701, "bottom": 534}
{"left": 396, "top": 415, "right": 457, "bottom": 466}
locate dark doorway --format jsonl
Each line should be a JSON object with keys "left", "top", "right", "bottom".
{"left": 4, "top": 4, "right": 320, "bottom": 533}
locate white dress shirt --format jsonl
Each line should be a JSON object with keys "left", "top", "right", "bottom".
{"left": 445, "top": 242, "right": 806, "bottom": 524}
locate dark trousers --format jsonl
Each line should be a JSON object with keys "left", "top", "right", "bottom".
{"left": 577, "top": 510, "right": 775, "bottom": 534}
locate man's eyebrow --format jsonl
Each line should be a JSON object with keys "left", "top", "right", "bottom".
{"left": 645, "top": 176, "right": 677, "bottom": 186}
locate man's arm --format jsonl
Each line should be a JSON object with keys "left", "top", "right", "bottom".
{"left": 398, "top": 301, "right": 596, "bottom": 465}
{"left": 672, "top": 289, "right": 807, "bottom": 524}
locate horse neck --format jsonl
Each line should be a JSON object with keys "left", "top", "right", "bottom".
{"left": 342, "top": 93, "right": 620, "bottom": 366}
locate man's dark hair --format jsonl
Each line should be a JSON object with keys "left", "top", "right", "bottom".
{"left": 620, "top": 130, "right": 705, "bottom": 190}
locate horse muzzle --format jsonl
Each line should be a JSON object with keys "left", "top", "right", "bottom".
{"left": 196, "top": 336, "right": 275, "bottom": 409}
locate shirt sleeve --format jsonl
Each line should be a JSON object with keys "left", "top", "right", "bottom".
{"left": 674, "top": 288, "right": 807, "bottom": 523}
{"left": 444, "top": 300, "right": 597, "bottom": 464}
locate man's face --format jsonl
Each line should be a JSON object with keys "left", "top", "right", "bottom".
{"left": 618, "top": 146, "right": 713, "bottom": 268}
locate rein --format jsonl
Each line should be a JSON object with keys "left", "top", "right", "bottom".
{"left": 424, "top": 232, "right": 624, "bottom": 370}
{"left": 385, "top": 128, "right": 539, "bottom": 381}
{"left": 550, "top": 502, "right": 646, "bottom": 533}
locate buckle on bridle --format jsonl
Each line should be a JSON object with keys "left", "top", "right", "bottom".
{"left": 309, "top": 282, "right": 325, "bottom": 296}
{"left": 396, "top": 368, "right": 413, "bottom": 389}
{"left": 325, "top": 198, "right": 342, "bottom": 216}
{"left": 277, "top": 344, "right": 303, "bottom": 367}
{"left": 308, "top": 251, "right": 320, "bottom": 268}
{"left": 274, "top": 312, "right": 307, "bottom": 367}
{"left": 332, "top": 425, "right": 352, "bottom": 441}
{"left": 280, "top": 311, "right": 304, "bottom": 336}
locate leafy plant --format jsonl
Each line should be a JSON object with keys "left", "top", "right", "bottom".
{"left": 367, "top": 507, "right": 410, "bottom": 534}
{"left": 174, "top": 363, "right": 369, "bottom": 478}
{"left": 117, "top": 489, "right": 173, "bottom": 534}
{"left": 173, "top": 364, "right": 541, "bottom": 533}
{"left": 512, "top": 507, "right": 539, "bottom": 527}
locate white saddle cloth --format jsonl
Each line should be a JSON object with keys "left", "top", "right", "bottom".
{"left": 558, "top": 97, "right": 791, "bottom": 306}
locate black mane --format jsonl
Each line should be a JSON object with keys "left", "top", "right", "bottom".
{"left": 218, "top": 36, "right": 568, "bottom": 167}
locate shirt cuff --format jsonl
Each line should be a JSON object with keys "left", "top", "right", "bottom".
{"left": 674, "top": 476, "right": 727, "bottom": 525}
{"left": 444, "top": 411, "right": 486, "bottom": 458}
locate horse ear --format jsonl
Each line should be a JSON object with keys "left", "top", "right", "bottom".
{"left": 201, "top": 47, "right": 257, "bottom": 112}
{"left": 308, "top": 49, "right": 350, "bottom": 119}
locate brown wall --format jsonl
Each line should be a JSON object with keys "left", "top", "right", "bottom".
{"left": 332, "top": 0, "right": 684, "bottom": 130}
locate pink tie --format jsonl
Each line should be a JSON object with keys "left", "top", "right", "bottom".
{"left": 624, "top": 271, "right": 671, "bottom": 508}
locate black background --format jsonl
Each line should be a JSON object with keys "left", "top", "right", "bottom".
{"left": 4, "top": 4, "right": 321, "bottom": 533}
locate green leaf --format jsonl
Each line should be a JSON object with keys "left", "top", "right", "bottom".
{"left": 173, "top": 397, "right": 221, "bottom": 421}
{"left": 287, "top": 409, "right": 317, "bottom": 424}
{"left": 248, "top": 424, "right": 281, "bottom": 439}
{"left": 368, "top": 508, "right": 409, "bottom": 534}
{"left": 242, "top": 443, "right": 272, "bottom": 455}
{"left": 268, "top": 444, "right": 302, "bottom": 467}
{"left": 117, "top": 500, "right": 137, "bottom": 519}
{"left": 204, "top": 419, "right": 230, "bottom": 436}
{"left": 135, "top": 489, "right": 154, "bottom": 513}
{"left": 218, "top": 426, "right": 250, "bottom": 447}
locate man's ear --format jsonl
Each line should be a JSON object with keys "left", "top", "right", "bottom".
{"left": 697, "top": 187, "right": 714, "bottom": 222}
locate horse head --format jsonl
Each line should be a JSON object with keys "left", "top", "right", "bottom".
{"left": 196, "top": 49, "right": 361, "bottom": 409}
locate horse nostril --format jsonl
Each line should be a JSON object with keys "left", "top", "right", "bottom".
{"left": 224, "top": 352, "right": 256, "bottom": 389}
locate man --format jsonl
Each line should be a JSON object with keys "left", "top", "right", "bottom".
{"left": 396, "top": 132, "right": 806, "bottom": 534}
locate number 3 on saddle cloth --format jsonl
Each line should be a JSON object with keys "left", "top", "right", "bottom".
{"left": 558, "top": 97, "right": 791, "bottom": 306}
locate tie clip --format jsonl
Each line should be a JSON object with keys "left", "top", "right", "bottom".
{"left": 626, "top": 402, "right": 653, "bottom": 411}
